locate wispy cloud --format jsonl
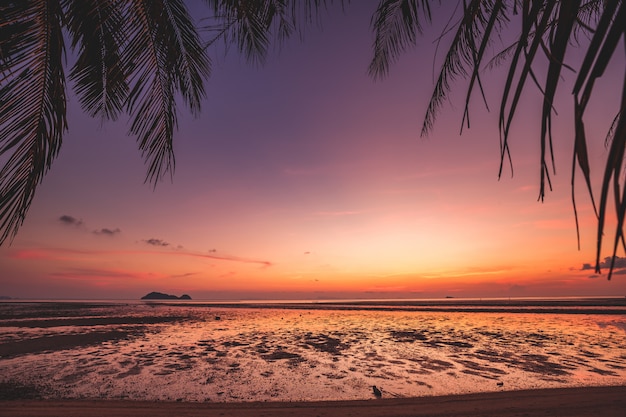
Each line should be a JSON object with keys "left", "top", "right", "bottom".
{"left": 143, "top": 238, "right": 170, "bottom": 247}
{"left": 181, "top": 251, "right": 272, "bottom": 267}
{"left": 421, "top": 265, "right": 514, "bottom": 279}
{"left": 59, "top": 215, "right": 121, "bottom": 237}
{"left": 169, "top": 272, "right": 198, "bottom": 279}
{"left": 50, "top": 267, "right": 147, "bottom": 280}
{"left": 10, "top": 247, "right": 272, "bottom": 267}
{"left": 59, "top": 215, "right": 83, "bottom": 227}
{"left": 93, "top": 228, "right": 121, "bottom": 236}
{"left": 9, "top": 247, "right": 94, "bottom": 261}
{"left": 581, "top": 256, "right": 626, "bottom": 273}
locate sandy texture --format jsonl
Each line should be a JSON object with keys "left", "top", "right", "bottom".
{"left": 1, "top": 386, "right": 625, "bottom": 417}
{"left": 2, "top": 305, "right": 626, "bottom": 402}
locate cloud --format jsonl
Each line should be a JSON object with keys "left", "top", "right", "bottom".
{"left": 143, "top": 238, "right": 169, "bottom": 247}
{"left": 9, "top": 249, "right": 59, "bottom": 260}
{"left": 11, "top": 246, "right": 272, "bottom": 268}
{"left": 59, "top": 215, "right": 119, "bottom": 237}
{"left": 581, "top": 256, "right": 626, "bottom": 272}
{"left": 421, "top": 265, "right": 513, "bottom": 279}
{"left": 50, "top": 267, "right": 148, "bottom": 280}
{"left": 169, "top": 272, "right": 198, "bottom": 279}
{"left": 10, "top": 247, "right": 95, "bottom": 260}
{"left": 185, "top": 251, "right": 272, "bottom": 267}
{"left": 56, "top": 268, "right": 201, "bottom": 281}
{"left": 59, "top": 215, "right": 83, "bottom": 227}
{"left": 93, "top": 228, "right": 121, "bottom": 236}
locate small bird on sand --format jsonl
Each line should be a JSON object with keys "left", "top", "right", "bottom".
{"left": 372, "top": 385, "right": 382, "bottom": 398}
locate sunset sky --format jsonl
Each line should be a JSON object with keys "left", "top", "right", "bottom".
{"left": 1, "top": 2, "right": 625, "bottom": 300}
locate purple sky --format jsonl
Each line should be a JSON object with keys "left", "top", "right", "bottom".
{"left": 1, "top": 2, "right": 625, "bottom": 300}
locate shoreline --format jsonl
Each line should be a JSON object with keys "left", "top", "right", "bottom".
{"left": 2, "top": 386, "right": 625, "bottom": 417}
{"left": 3, "top": 297, "right": 626, "bottom": 316}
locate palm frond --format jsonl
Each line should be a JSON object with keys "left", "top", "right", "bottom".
{"left": 368, "top": 0, "right": 626, "bottom": 277}
{"left": 65, "top": 0, "right": 129, "bottom": 120}
{"left": 486, "top": 39, "right": 519, "bottom": 70}
{"left": 0, "top": 0, "right": 67, "bottom": 244}
{"left": 204, "top": 0, "right": 285, "bottom": 64}
{"left": 461, "top": 0, "right": 505, "bottom": 131}
{"left": 604, "top": 112, "right": 621, "bottom": 147}
{"left": 124, "top": 0, "right": 176, "bottom": 185}
{"left": 290, "top": 0, "right": 344, "bottom": 26}
{"left": 368, "top": 0, "right": 436, "bottom": 80}
{"left": 160, "top": 0, "right": 211, "bottom": 114}
{"left": 573, "top": 2, "right": 626, "bottom": 277}
{"left": 572, "top": 0, "right": 605, "bottom": 41}
{"left": 497, "top": 0, "right": 552, "bottom": 184}
{"left": 204, "top": 0, "right": 345, "bottom": 64}
{"left": 422, "top": 0, "right": 508, "bottom": 136}
{"left": 536, "top": 1, "right": 580, "bottom": 203}
{"left": 124, "top": 0, "right": 210, "bottom": 185}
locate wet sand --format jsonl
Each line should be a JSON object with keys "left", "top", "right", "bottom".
{"left": 2, "top": 302, "right": 626, "bottom": 402}
{"left": 2, "top": 386, "right": 625, "bottom": 417}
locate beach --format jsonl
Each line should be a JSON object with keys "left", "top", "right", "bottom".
{"left": 1, "top": 300, "right": 625, "bottom": 414}
{"left": 2, "top": 386, "right": 626, "bottom": 417}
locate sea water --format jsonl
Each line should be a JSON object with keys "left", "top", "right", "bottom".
{"left": 0, "top": 300, "right": 625, "bottom": 402}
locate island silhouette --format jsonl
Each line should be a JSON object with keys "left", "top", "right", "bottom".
{"left": 141, "top": 292, "right": 191, "bottom": 300}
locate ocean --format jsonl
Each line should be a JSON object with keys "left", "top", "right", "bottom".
{"left": 1, "top": 298, "right": 625, "bottom": 402}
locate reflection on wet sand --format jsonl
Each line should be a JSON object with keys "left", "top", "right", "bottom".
{"left": 0, "top": 302, "right": 625, "bottom": 402}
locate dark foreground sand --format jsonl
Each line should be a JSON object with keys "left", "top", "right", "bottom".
{"left": 1, "top": 386, "right": 625, "bottom": 417}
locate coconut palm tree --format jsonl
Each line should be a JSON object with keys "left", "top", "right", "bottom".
{"left": 0, "top": 0, "right": 210, "bottom": 244}
{"left": 0, "top": 0, "right": 338, "bottom": 246}
{"left": 368, "top": 0, "right": 625, "bottom": 277}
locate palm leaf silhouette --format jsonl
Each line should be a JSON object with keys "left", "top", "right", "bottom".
{"left": 124, "top": 0, "right": 209, "bottom": 184}
{"left": 205, "top": 0, "right": 345, "bottom": 64}
{"left": 65, "top": 0, "right": 129, "bottom": 120}
{"left": 369, "top": 0, "right": 435, "bottom": 80}
{"left": 0, "top": 0, "right": 209, "bottom": 243}
{"left": 0, "top": 0, "right": 67, "bottom": 243}
{"left": 577, "top": 2, "right": 626, "bottom": 278}
{"left": 370, "top": 0, "right": 626, "bottom": 276}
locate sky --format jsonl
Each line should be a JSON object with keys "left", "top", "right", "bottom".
{"left": 1, "top": 2, "right": 626, "bottom": 300}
